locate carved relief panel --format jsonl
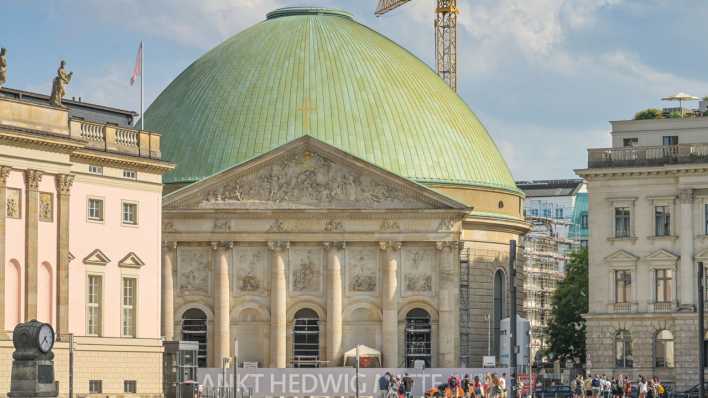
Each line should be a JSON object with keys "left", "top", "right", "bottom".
{"left": 195, "top": 149, "right": 431, "bottom": 209}
{"left": 346, "top": 245, "right": 379, "bottom": 295}
{"left": 6, "top": 188, "right": 20, "bottom": 219}
{"left": 177, "top": 246, "right": 212, "bottom": 296}
{"left": 39, "top": 192, "right": 53, "bottom": 222}
{"left": 234, "top": 246, "right": 268, "bottom": 296}
{"left": 401, "top": 246, "right": 436, "bottom": 296}
{"left": 289, "top": 246, "right": 323, "bottom": 295}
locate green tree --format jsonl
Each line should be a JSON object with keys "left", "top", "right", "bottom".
{"left": 546, "top": 248, "right": 588, "bottom": 364}
{"left": 634, "top": 108, "right": 661, "bottom": 120}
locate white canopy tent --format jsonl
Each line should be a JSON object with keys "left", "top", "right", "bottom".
{"left": 342, "top": 345, "right": 382, "bottom": 368}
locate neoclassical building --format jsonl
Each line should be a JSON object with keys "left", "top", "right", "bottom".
{"left": 154, "top": 7, "right": 529, "bottom": 369}
{"left": 0, "top": 87, "right": 172, "bottom": 396}
{"left": 577, "top": 112, "right": 708, "bottom": 389}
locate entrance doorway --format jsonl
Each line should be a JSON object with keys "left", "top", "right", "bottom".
{"left": 292, "top": 308, "right": 320, "bottom": 367}
{"left": 181, "top": 308, "right": 208, "bottom": 367}
{"left": 405, "top": 308, "right": 432, "bottom": 368}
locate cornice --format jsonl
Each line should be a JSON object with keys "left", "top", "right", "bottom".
{"left": 0, "top": 126, "right": 83, "bottom": 153}
{"left": 577, "top": 164, "right": 708, "bottom": 179}
{"left": 71, "top": 149, "right": 175, "bottom": 174}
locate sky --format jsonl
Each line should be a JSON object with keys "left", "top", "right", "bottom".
{"left": 2, "top": 0, "right": 708, "bottom": 180}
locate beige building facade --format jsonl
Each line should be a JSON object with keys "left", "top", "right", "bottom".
{"left": 162, "top": 137, "right": 529, "bottom": 369}
{"left": 0, "top": 88, "right": 172, "bottom": 397}
{"left": 577, "top": 116, "right": 708, "bottom": 389}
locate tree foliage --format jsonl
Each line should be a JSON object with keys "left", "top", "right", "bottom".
{"left": 546, "top": 248, "right": 588, "bottom": 364}
{"left": 634, "top": 108, "right": 661, "bottom": 120}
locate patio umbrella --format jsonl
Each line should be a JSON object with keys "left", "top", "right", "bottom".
{"left": 661, "top": 92, "right": 700, "bottom": 110}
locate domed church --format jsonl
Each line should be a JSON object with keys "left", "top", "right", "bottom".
{"left": 154, "top": 7, "right": 528, "bottom": 369}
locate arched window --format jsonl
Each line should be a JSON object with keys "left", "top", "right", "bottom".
{"left": 615, "top": 330, "right": 633, "bottom": 368}
{"left": 181, "top": 308, "right": 208, "bottom": 367}
{"left": 405, "top": 308, "right": 432, "bottom": 368}
{"left": 293, "top": 308, "right": 320, "bottom": 368}
{"left": 655, "top": 330, "right": 674, "bottom": 368}
{"left": 493, "top": 270, "right": 505, "bottom": 358}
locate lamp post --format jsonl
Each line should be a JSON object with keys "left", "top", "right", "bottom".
{"left": 355, "top": 344, "right": 361, "bottom": 398}
{"left": 510, "top": 240, "right": 518, "bottom": 397}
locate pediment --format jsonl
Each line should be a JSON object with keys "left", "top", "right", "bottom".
{"left": 118, "top": 252, "right": 145, "bottom": 268}
{"left": 604, "top": 250, "right": 639, "bottom": 263}
{"left": 697, "top": 249, "right": 708, "bottom": 261}
{"left": 164, "top": 136, "right": 468, "bottom": 211}
{"left": 83, "top": 249, "right": 110, "bottom": 265}
{"left": 644, "top": 249, "right": 679, "bottom": 263}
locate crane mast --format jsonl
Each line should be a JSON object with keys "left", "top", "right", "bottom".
{"left": 375, "top": 0, "right": 459, "bottom": 92}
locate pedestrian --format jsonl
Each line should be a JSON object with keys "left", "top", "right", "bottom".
{"left": 462, "top": 374, "right": 471, "bottom": 398}
{"left": 638, "top": 376, "right": 647, "bottom": 398}
{"left": 403, "top": 373, "right": 415, "bottom": 398}
{"left": 379, "top": 372, "right": 392, "bottom": 398}
{"left": 623, "top": 376, "right": 632, "bottom": 398}
{"left": 474, "top": 376, "right": 484, "bottom": 398}
{"left": 500, "top": 374, "right": 507, "bottom": 398}
{"left": 591, "top": 375, "right": 601, "bottom": 398}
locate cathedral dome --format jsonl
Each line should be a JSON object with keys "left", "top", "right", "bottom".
{"left": 145, "top": 7, "right": 518, "bottom": 193}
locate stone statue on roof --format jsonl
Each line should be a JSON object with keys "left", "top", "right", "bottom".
{"left": 49, "top": 60, "right": 73, "bottom": 108}
{"left": 0, "top": 48, "right": 7, "bottom": 88}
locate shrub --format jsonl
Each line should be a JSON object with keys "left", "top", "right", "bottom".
{"left": 634, "top": 108, "right": 661, "bottom": 120}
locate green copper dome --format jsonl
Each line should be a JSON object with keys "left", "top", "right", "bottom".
{"left": 145, "top": 7, "right": 518, "bottom": 193}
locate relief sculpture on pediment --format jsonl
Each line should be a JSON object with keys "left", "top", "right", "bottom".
{"left": 198, "top": 150, "right": 426, "bottom": 209}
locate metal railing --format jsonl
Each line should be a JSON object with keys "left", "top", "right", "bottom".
{"left": 588, "top": 143, "right": 708, "bottom": 168}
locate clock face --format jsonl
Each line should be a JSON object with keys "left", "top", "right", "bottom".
{"left": 38, "top": 324, "right": 54, "bottom": 353}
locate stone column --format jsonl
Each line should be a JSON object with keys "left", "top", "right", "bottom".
{"left": 0, "top": 167, "right": 11, "bottom": 330}
{"left": 268, "top": 241, "right": 289, "bottom": 368}
{"left": 380, "top": 241, "right": 401, "bottom": 368}
{"left": 162, "top": 241, "right": 177, "bottom": 340}
{"left": 324, "top": 241, "right": 345, "bottom": 366}
{"left": 679, "top": 189, "right": 695, "bottom": 308}
{"left": 55, "top": 174, "right": 74, "bottom": 337}
{"left": 213, "top": 241, "right": 233, "bottom": 366}
{"left": 24, "top": 169, "right": 42, "bottom": 321}
{"left": 436, "top": 241, "right": 458, "bottom": 367}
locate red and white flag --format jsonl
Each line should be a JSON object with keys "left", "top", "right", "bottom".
{"left": 130, "top": 41, "right": 143, "bottom": 86}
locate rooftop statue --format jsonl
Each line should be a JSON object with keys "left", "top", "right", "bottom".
{"left": 49, "top": 60, "right": 72, "bottom": 108}
{"left": 0, "top": 48, "right": 7, "bottom": 88}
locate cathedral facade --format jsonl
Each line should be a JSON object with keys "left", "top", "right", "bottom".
{"left": 151, "top": 7, "right": 529, "bottom": 369}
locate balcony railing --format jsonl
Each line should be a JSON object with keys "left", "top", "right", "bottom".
{"left": 70, "top": 119, "right": 162, "bottom": 160}
{"left": 588, "top": 143, "right": 708, "bottom": 168}
{"left": 652, "top": 302, "right": 673, "bottom": 312}
{"left": 613, "top": 302, "right": 633, "bottom": 313}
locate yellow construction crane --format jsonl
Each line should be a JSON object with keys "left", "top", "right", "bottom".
{"left": 375, "top": 0, "right": 459, "bottom": 91}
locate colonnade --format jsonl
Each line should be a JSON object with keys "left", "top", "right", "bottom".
{"left": 161, "top": 240, "right": 459, "bottom": 368}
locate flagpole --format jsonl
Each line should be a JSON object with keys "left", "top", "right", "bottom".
{"left": 140, "top": 40, "right": 144, "bottom": 130}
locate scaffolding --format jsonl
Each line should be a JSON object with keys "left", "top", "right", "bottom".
{"left": 459, "top": 248, "right": 472, "bottom": 366}
{"left": 522, "top": 216, "right": 576, "bottom": 361}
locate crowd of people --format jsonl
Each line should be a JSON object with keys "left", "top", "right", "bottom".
{"left": 572, "top": 375, "right": 667, "bottom": 398}
{"left": 379, "top": 372, "right": 511, "bottom": 398}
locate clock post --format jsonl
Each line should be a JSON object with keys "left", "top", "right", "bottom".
{"left": 8, "top": 320, "right": 58, "bottom": 397}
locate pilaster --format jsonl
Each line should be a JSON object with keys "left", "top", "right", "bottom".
{"left": 436, "top": 241, "right": 459, "bottom": 367}
{"left": 162, "top": 241, "right": 177, "bottom": 340}
{"left": 678, "top": 188, "right": 694, "bottom": 309}
{"left": 0, "top": 166, "right": 11, "bottom": 330}
{"left": 23, "top": 169, "right": 42, "bottom": 321}
{"left": 55, "top": 173, "right": 74, "bottom": 337}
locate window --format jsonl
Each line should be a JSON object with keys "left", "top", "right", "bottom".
{"left": 543, "top": 208, "right": 551, "bottom": 218}
{"left": 122, "top": 278, "right": 137, "bottom": 337}
{"left": 580, "top": 212, "right": 588, "bottom": 229}
{"left": 614, "top": 207, "right": 631, "bottom": 238}
{"left": 662, "top": 136, "right": 678, "bottom": 146}
{"left": 623, "top": 138, "right": 638, "bottom": 147}
{"left": 122, "top": 169, "right": 137, "bottom": 179}
{"left": 704, "top": 204, "right": 708, "bottom": 235}
{"left": 615, "top": 270, "right": 631, "bottom": 303}
{"left": 615, "top": 330, "right": 633, "bottom": 368}
{"left": 122, "top": 202, "right": 138, "bottom": 225}
{"left": 88, "top": 165, "right": 103, "bottom": 175}
{"left": 89, "top": 380, "right": 103, "bottom": 394}
{"left": 87, "top": 275, "right": 102, "bottom": 336}
{"left": 530, "top": 209, "right": 538, "bottom": 216}
{"left": 655, "top": 330, "right": 674, "bottom": 368}
{"left": 655, "top": 206, "right": 671, "bottom": 236}
{"left": 87, "top": 198, "right": 104, "bottom": 222}
{"left": 124, "top": 380, "right": 137, "bottom": 393}
{"left": 655, "top": 269, "right": 673, "bottom": 303}
{"left": 555, "top": 208, "right": 564, "bottom": 219}
{"left": 580, "top": 240, "right": 588, "bottom": 249}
